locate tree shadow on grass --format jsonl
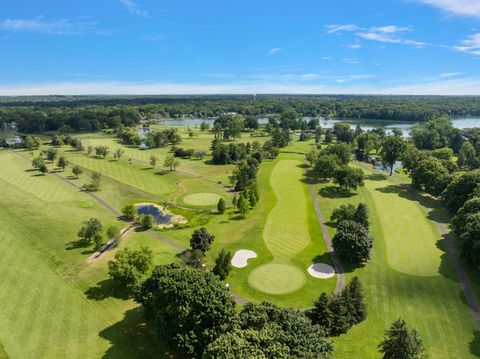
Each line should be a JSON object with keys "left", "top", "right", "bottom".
{"left": 470, "top": 331, "right": 480, "bottom": 357}
{"left": 99, "top": 307, "right": 177, "bottom": 359}
{"left": 65, "top": 238, "right": 90, "bottom": 250}
{"left": 85, "top": 279, "right": 131, "bottom": 301}
{"left": 154, "top": 170, "right": 170, "bottom": 176}
{"left": 319, "top": 186, "right": 356, "bottom": 199}
{"left": 311, "top": 252, "right": 333, "bottom": 266}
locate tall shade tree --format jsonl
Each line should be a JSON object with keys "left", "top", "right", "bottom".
{"left": 212, "top": 249, "right": 232, "bottom": 280}
{"left": 190, "top": 227, "right": 215, "bottom": 252}
{"left": 72, "top": 165, "right": 83, "bottom": 179}
{"left": 204, "top": 302, "right": 333, "bottom": 358}
{"left": 113, "top": 148, "right": 124, "bottom": 161}
{"left": 333, "top": 166, "right": 365, "bottom": 190}
{"left": 77, "top": 218, "right": 103, "bottom": 245}
{"left": 380, "top": 135, "right": 407, "bottom": 176}
{"left": 378, "top": 319, "right": 426, "bottom": 359}
{"left": 135, "top": 265, "right": 236, "bottom": 356}
{"left": 108, "top": 246, "right": 153, "bottom": 288}
{"left": 164, "top": 155, "right": 179, "bottom": 171}
{"left": 57, "top": 155, "right": 68, "bottom": 171}
{"left": 149, "top": 155, "right": 158, "bottom": 169}
{"left": 332, "top": 220, "right": 372, "bottom": 264}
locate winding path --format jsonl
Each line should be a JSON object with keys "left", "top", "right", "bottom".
{"left": 305, "top": 165, "right": 346, "bottom": 295}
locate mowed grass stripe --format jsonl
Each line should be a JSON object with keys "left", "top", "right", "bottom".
{"left": 263, "top": 160, "right": 310, "bottom": 261}
{"left": 0, "top": 210, "right": 110, "bottom": 358}
{"left": 362, "top": 172, "right": 442, "bottom": 276}
{"left": 66, "top": 152, "right": 181, "bottom": 199}
{"left": 0, "top": 152, "right": 74, "bottom": 202}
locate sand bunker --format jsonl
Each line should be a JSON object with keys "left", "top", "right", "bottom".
{"left": 231, "top": 250, "right": 257, "bottom": 268}
{"left": 307, "top": 263, "right": 335, "bottom": 279}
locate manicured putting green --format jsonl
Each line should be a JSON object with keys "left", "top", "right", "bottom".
{"left": 248, "top": 264, "right": 306, "bottom": 295}
{"left": 182, "top": 192, "right": 223, "bottom": 206}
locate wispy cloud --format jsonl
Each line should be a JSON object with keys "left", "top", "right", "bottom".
{"left": 268, "top": 47, "right": 283, "bottom": 55}
{"left": 440, "top": 72, "right": 465, "bottom": 77}
{"left": 325, "top": 24, "right": 358, "bottom": 34}
{"left": 326, "top": 24, "right": 428, "bottom": 48}
{"left": 356, "top": 25, "right": 426, "bottom": 47}
{"left": 0, "top": 18, "right": 96, "bottom": 35}
{"left": 454, "top": 33, "right": 480, "bottom": 56}
{"left": 343, "top": 58, "right": 359, "bottom": 64}
{"left": 416, "top": 0, "right": 480, "bottom": 18}
{"left": 119, "top": 0, "right": 149, "bottom": 17}
{"left": 347, "top": 44, "right": 362, "bottom": 49}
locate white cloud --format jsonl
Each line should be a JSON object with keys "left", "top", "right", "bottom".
{"left": 325, "top": 24, "right": 358, "bottom": 34}
{"left": 347, "top": 44, "right": 362, "bottom": 49}
{"left": 119, "top": 0, "right": 149, "bottom": 17}
{"left": 321, "top": 56, "right": 332, "bottom": 60}
{"left": 343, "top": 58, "right": 359, "bottom": 64}
{"left": 2, "top": 77, "right": 480, "bottom": 95}
{"left": 440, "top": 72, "right": 464, "bottom": 77}
{"left": 356, "top": 25, "right": 427, "bottom": 47}
{"left": 454, "top": 33, "right": 480, "bottom": 56}
{"left": 416, "top": 0, "right": 480, "bottom": 18}
{"left": 0, "top": 18, "right": 96, "bottom": 35}
{"left": 268, "top": 47, "right": 283, "bottom": 55}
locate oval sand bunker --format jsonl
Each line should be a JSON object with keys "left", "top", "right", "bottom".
{"left": 307, "top": 263, "right": 335, "bottom": 279}
{"left": 231, "top": 250, "right": 257, "bottom": 268}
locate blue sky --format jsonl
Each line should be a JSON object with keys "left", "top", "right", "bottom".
{"left": 1, "top": 0, "right": 480, "bottom": 95}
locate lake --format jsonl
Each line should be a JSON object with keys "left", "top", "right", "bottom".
{"left": 156, "top": 116, "right": 480, "bottom": 134}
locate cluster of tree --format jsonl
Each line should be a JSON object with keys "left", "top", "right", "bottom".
{"left": 331, "top": 203, "right": 372, "bottom": 264}
{"left": 31, "top": 155, "right": 49, "bottom": 175}
{"left": 230, "top": 158, "right": 260, "bottom": 191}
{"left": 134, "top": 264, "right": 334, "bottom": 358}
{"left": 233, "top": 184, "right": 259, "bottom": 218}
{"left": 211, "top": 140, "right": 249, "bottom": 164}
{"left": 331, "top": 203, "right": 369, "bottom": 229}
{"left": 143, "top": 128, "right": 182, "bottom": 148}
{"left": 94, "top": 145, "right": 110, "bottom": 159}
{"left": 4, "top": 95, "right": 480, "bottom": 133}
{"left": 213, "top": 114, "right": 245, "bottom": 139}
{"left": 0, "top": 105, "right": 142, "bottom": 133}
{"left": 308, "top": 143, "right": 365, "bottom": 191}
{"left": 172, "top": 147, "right": 195, "bottom": 158}
{"left": 452, "top": 196, "right": 480, "bottom": 267}
{"left": 308, "top": 277, "right": 367, "bottom": 336}
{"left": 77, "top": 218, "right": 104, "bottom": 249}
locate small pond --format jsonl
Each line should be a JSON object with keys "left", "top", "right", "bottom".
{"left": 136, "top": 203, "right": 173, "bottom": 225}
{"left": 374, "top": 161, "right": 403, "bottom": 173}
{"left": 135, "top": 203, "right": 188, "bottom": 228}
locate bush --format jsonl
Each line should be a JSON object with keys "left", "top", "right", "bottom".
{"left": 122, "top": 204, "right": 137, "bottom": 221}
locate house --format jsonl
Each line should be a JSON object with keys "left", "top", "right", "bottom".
{"left": 5, "top": 136, "right": 23, "bottom": 146}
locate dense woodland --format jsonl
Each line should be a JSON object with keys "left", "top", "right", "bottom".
{"left": 1, "top": 95, "right": 480, "bottom": 133}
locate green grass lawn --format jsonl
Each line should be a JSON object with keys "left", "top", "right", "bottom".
{"left": 313, "top": 162, "right": 480, "bottom": 359}
{"left": 0, "top": 150, "right": 181, "bottom": 359}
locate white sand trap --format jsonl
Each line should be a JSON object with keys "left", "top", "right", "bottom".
{"left": 308, "top": 263, "right": 335, "bottom": 279}
{"left": 231, "top": 250, "right": 258, "bottom": 268}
